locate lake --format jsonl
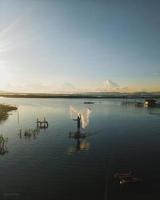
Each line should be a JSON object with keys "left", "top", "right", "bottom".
{"left": 0, "top": 97, "right": 160, "bottom": 200}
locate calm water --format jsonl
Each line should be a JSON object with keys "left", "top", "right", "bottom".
{"left": 0, "top": 98, "right": 160, "bottom": 200}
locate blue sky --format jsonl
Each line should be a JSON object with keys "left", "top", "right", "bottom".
{"left": 0, "top": 0, "right": 160, "bottom": 92}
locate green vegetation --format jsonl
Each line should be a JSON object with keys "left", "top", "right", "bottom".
{"left": 0, "top": 134, "right": 8, "bottom": 155}
{"left": 0, "top": 134, "right": 8, "bottom": 144}
{"left": 0, "top": 104, "right": 17, "bottom": 123}
{"left": 0, "top": 104, "right": 17, "bottom": 112}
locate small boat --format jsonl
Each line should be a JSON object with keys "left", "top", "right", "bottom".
{"left": 84, "top": 101, "right": 94, "bottom": 104}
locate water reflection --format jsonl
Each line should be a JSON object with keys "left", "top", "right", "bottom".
{"left": 0, "top": 135, "right": 8, "bottom": 155}
{"left": 0, "top": 105, "right": 17, "bottom": 155}
{"left": 147, "top": 108, "right": 160, "bottom": 117}
{"left": 68, "top": 128, "right": 90, "bottom": 153}
{"left": 18, "top": 118, "right": 48, "bottom": 140}
{"left": 19, "top": 127, "right": 40, "bottom": 140}
{"left": 0, "top": 111, "right": 9, "bottom": 124}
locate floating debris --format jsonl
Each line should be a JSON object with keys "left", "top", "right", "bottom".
{"left": 84, "top": 101, "right": 94, "bottom": 104}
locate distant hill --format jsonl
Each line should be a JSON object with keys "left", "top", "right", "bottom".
{"left": 0, "top": 91, "right": 160, "bottom": 98}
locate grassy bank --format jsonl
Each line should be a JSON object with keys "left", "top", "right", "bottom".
{"left": 0, "top": 104, "right": 17, "bottom": 112}
{"left": 0, "top": 104, "right": 17, "bottom": 123}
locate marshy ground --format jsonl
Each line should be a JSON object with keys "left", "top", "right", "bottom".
{"left": 0, "top": 104, "right": 17, "bottom": 123}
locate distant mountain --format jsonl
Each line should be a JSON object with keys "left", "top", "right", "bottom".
{"left": 104, "top": 80, "right": 119, "bottom": 91}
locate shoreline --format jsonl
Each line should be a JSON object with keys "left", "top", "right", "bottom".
{"left": 0, "top": 94, "right": 160, "bottom": 99}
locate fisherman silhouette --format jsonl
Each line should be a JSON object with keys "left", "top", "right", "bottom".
{"left": 73, "top": 114, "right": 81, "bottom": 130}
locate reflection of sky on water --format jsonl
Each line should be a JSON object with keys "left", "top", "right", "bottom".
{"left": 0, "top": 98, "right": 160, "bottom": 199}
{"left": 0, "top": 112, "right": 9, "bottom": 124}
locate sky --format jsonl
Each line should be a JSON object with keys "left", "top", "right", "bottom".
{"left": 0, "top": 0, "right": 160, "bottom": 93}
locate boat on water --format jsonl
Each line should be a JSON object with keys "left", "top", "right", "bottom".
{"left": 83, "top": 101, "right": 94, "bottom": 104}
